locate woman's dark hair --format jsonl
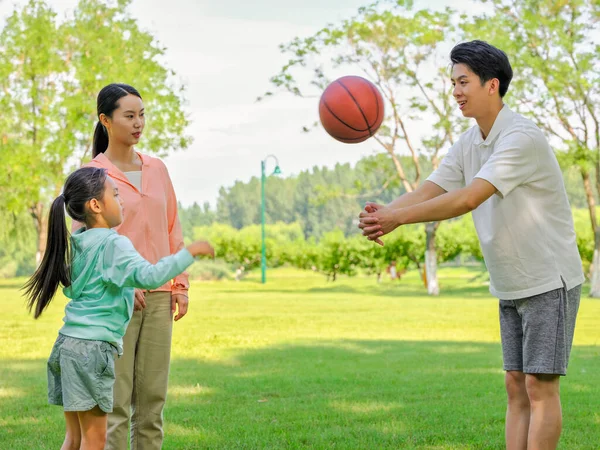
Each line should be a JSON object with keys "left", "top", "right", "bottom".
{"left": 450, "top": 40, "right": 513, "bottom": 98}
{"left": 92, "top": 83, "right": 142, "bottom": 157}
{"left": 23, "top": 167, "right": 108, "bottom": 318}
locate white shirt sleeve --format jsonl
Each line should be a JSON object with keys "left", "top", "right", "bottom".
{"left": 474, "top": 130, "right": 538, "bottom": 198}
{"left": 426, "top": 140, "right": 464, "bottom": 192}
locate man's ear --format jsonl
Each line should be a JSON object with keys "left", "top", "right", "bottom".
{"left": 488, "top": 78, "right": 500, "bottom": 96}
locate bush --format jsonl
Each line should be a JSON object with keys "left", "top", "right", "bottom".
{"left": 0, "top": 260, "right": 18, "bottom": 279}
{"left": 186, "top": 259, "right": 232, "bottom": 281}
{"left": 572, "top": 208, "right": 594, "bottom": 277}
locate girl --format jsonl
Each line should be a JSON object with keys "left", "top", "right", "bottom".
{"left": 23, "top": 167, "right": 213, "bottom": 450}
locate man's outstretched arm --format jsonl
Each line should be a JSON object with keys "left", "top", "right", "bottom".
{"left": 359, "top": 178, "right": 497, "bottom": 242}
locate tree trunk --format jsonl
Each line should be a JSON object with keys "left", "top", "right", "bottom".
{"left": 424, "top": 222, "right": 440, "bottom": 296}
{"left": 589, "top": 231, "right": 600, "bottom": 297}
{"left": 31, "top": 202, "right": 48, "bottom": 266}
{"left": 582, "top": 170, "right": 600, "bottom": 297}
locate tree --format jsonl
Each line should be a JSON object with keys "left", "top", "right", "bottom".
{"left": 264, "top": 1, "right": 467, "bottom": 294}
{"left": 213, "top": 154, "right": 406, "bottom": 238}
{"left": 317, "top": 230, "right": 361, "bottom": 281}
{"left": 0, "top": 210, "right": 37, "bottom": 278}
{"left": 0, "top": 0, "right": 66, "bottom": 262}
{"left": 0, "top": 0, "right": 191, "bottom": 264}
{"left": 178, "top": 201, "right": 216, "bottom": 243}
{"left": 194, "top": 222, "right": 305, "bottom": 274}
{"left": 352, "top": 235, "right": 388, "bottom": 281}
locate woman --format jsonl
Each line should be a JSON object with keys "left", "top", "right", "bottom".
{"left": 77, "top": 83, "right": 190, "bottom": 450}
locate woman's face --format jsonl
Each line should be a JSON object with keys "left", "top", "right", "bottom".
{"left": 101, "top": 94, "right": 145, "bottom": 147}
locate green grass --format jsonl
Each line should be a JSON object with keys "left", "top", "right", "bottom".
{"left": 1, "top": 267, "right": 599, "bottom": 449}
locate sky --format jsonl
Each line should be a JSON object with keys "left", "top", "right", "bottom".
{"left": 0, "top": 0, "right": 493, "bottom": 207}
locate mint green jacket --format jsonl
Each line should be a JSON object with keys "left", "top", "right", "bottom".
{"left": 60, "top": 228, "right": 194, "bottom": 354}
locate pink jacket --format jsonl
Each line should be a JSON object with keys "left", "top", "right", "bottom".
{"left": 76, "top": 152, "right": 189, "bottom": 296}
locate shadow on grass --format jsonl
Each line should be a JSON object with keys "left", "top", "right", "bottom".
{"left": 213, "top": 284, "right": 493, "bottom": 300}
{"left": 2, "top": 341, "right": 598, "bottom": 449}
{"left": 304, "top": 284, "right": 492, "bottom": 299}
{"left": 213, "top": 280, "right": 493, "bottom": 299}
{"left": 0, "top": 282, "right": 27, "bottom": 290}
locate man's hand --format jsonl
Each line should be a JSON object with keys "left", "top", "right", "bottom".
{"left": 358, "top": 203, "right": 400, "bottom": 246}
{"left": 364, "top": 202, "right": 384, "bottom": 214}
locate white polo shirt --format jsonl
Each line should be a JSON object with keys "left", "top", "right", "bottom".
{"left": 427, "top": 105, "right": 584, "bottom": 300}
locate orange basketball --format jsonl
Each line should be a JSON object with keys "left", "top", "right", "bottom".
{"left": 319, "top": 75, "right": 385, "bottom": 144}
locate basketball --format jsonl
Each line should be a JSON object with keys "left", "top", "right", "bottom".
{"left": 318, "top": 76, "right": 385, "bottom": 144}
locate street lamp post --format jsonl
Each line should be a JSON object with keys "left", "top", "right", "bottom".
{"left": 261, "top": 155, "right": 281, "bottom": 284}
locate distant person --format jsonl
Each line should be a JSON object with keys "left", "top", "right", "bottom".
{"left": 388, "top": 261, "right": 398, "bottom": 280}
{"left": 358, "top": 40, "right": 583, "bottom": 450}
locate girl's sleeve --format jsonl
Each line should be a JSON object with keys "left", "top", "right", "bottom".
{"left": 102, "top": 235, "right": 194, "bottom": 290}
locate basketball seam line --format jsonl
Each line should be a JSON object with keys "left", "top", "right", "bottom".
{"left": 322, "top": 100, "right": 370, "bottom": 133}
{"left": 336, "top": 79, "right": 373, "bottom": 136}
{"left": 366, "top": 82, "right": 381, "bottom": 127}
{"left": 328, "top": 133, "right": 371, "bottom": 141}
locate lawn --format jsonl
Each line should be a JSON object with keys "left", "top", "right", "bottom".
{"left": 1, "top": 267, "right": 599, "bottom": 449}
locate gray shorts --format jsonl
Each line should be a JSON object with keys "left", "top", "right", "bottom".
{"left": 499, "top": 283, "right": 581, "bottom": 376}
{"left": 47, "top": 334, "right": 117, "bottom": 413}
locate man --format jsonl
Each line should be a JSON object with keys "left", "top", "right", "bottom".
{"left": 359, "top": 40, "right": 584, "bottom": 450}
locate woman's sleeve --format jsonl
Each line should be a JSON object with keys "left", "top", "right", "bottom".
{"left": 161, "top": 161, "right": 190, "bottom": 297}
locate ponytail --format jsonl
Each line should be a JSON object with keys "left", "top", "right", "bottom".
{"left": 23, "top": 195, "right": 71, "bottom": 319}
{"left": 92, "top": 121, "right": 108, "bottom": 157}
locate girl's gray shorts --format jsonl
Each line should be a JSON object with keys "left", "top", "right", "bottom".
{"left": 47, "top": 333, "right": 117, "bottom": 413}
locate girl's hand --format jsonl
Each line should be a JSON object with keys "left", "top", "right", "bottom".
{"left": 186, "top": 241, "right": 215, "bottom": 258}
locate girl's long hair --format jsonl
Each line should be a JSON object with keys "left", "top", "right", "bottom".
{"left": 23, "top": 167, "right": 107, "bottom": 318}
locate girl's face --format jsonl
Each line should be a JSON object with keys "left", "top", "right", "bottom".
{"left": 101, "top": 94, "right": 145, "bottom": 147}
{"left": 86, "top": 176, "right": 124, "bottom": 229}
{"left": 100, "top": 176, "right": 124, "bottom": 228}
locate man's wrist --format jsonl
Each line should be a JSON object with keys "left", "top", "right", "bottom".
{"left": 392, "top": 207, "right": 406, "bottom": 227}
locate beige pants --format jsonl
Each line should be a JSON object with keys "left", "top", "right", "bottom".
{"left": 106, "top": 291, "right": 173, "bottom": 450}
